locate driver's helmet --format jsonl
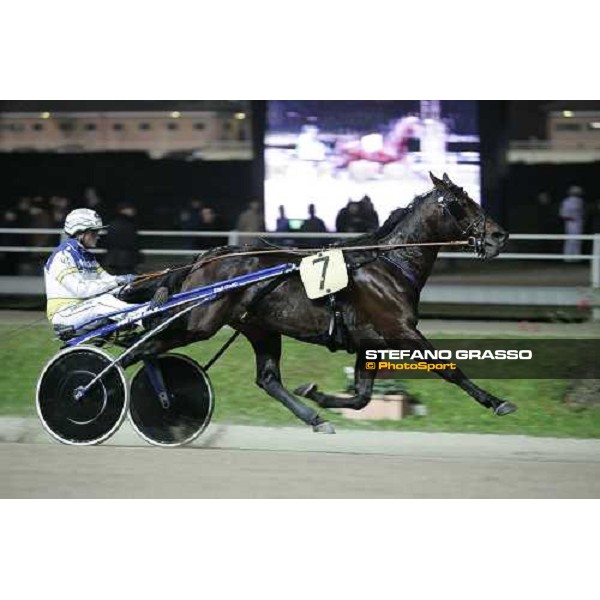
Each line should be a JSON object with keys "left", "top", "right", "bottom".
{"left": 64, "top": 208, "right": 106, "bottom": 236}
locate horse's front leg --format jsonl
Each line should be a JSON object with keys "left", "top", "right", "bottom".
{"left": 240, "top": 327, "right": 335, "bottom": 434}
{"left": 389, "top": 329, "right": 517, "bottom": 416}
{"left": 294, "top": 353, "right": 378, "bottom": 410}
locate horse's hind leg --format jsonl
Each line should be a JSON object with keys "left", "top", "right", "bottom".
{"left": 122, "top": 296, "right": 232, "bottom": 368}
{"left": 294, "top": 354, "right": 378, "bottom": 410}
{"left": 242, "top": 328, "right": 335, "bottom": 434}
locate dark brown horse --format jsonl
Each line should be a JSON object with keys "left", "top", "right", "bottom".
{"left": 124, "top": 172, "right": 516, "bottom": 433}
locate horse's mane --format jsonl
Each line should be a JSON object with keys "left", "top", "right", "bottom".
{"left": 197, "top": 245, "right": 240, "bottom": 260}
{"left": 333, "top": 189, "right": 432, "bottom": 248}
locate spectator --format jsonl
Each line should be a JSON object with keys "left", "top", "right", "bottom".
{"left": 29, "top": 197, "right": 53, "bottom": 237}
{"left": 25, "top": 198, "right": 53, "bottom": 275}
{"left": 336, "top": 200, "right": 367, "bottom": 233}
{"left": 276, "top": 205, "right": 290, "bottom": 232}
{"left": 179, "top": 198, "right": 204, "bottom": 231}
{"left": 1, "top": 209, "right": 18, "bottom": 230}
{"left": 275, "top": 204, "right": 293, "bottom": 246}
{"left": 359, "top": 195, "right": 379, "bottom": 232}
{"left": 236, "top": 199, "right": 263, "bottom": 245}
{"left": 50, "top": 196, "right": 71, "bottom": 229}
{"left": 198, "top": 206, "right": 226, "bottom": 249}
{"left": 0, "top": 209, "right": 19, "bottom": 274}
{"left": 301, "top": 203, "right": 327, "bottom": 233}
{"left": 300, "top": 203, "right": 327, "bottom": 247}
{"left": 179, "top": 198, "right": 204, "bottom": 249}
{"left": 559, "top": 185, "right": 584, "bottom": 262}
{"left": 335, "top": 200, "right": 351, "bottom": 233}
{"left": 104, "top": 201, "right": 140, "bottom": 275}
{"left": 16, "top": 197, "right": 32, "bottom": 228}
{"left": 83, "top": 187, "right": 104, "bottom": 217}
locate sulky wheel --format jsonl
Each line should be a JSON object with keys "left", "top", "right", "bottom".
{"left": 129, "top": 353, "right": 214, "bottom": 447}
{"left": 36, "top": 346, "right": 129, "bottom": 445}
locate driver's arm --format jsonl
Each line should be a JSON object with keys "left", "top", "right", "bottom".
{"left": 55, "top": 253, "right": 119, "bottom": 298}
{"left": 97, "top": 265, "right": 121, "bottom": 285}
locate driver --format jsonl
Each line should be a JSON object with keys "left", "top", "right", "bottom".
{"left": 45, "top": 208, "right": 141, "bottom": 334}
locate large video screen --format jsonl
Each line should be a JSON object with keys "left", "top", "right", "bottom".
{"left": 264, "top": 100, "right": 480, "bottom": 232}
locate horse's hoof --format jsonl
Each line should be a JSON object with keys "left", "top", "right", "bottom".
{"left": 294, "top": 383, "right": 317, "bottom": 398}
{"left": 313, "top": 421, "right": 336, "bottom": 434}
{"left": 494, "top": 401, "right": 518, "bottom": 416}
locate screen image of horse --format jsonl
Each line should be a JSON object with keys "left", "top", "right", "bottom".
{"left": 264, "top": 100, "right": 480, "bottom": 231}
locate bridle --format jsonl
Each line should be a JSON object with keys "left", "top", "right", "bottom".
{"left": 376, "top": 190, "right": 488, "bottom": 290}
{"left": 436, "top": 190, "right": 488, "bottom": 258}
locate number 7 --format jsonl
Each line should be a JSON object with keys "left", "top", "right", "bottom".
{"left": 312, "top": 255, "right": 330, "bottom": 290}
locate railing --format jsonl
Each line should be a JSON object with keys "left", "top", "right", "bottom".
{"left": 507, "top": 140, "right": 600, "bottom": 164}
{"left": 1, "top": 227, "right": 599, "bottom": 279}
{"left": 510, "top": 140, "right": 600, "bottom": 151}
{"left": 1, "top": 228, "right": 600, "bottom": 317}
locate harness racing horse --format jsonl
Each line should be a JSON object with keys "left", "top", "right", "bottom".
{"left": 123, "top": 172, "right": 516, "bottom": 433}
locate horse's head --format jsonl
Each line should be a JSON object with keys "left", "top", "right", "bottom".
{"left": 388, "top": 116, "right": 420, "bottom": 146}
{"left": 429, "top": 172, "right": 508, "bottom": 259}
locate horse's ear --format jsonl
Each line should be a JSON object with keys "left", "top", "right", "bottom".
{"left": 429, "top": 172, "right": 444, "bottom": 188}
{"left": 443, "top": 173, "right": 452, "bottom": 185}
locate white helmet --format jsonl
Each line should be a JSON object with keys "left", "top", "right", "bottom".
{"left": 64, "top": 208, "right": 106, "bottom": 236}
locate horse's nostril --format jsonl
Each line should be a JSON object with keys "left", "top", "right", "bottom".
{"left": 492, "top": 231, "right": 508, "bottom": 243}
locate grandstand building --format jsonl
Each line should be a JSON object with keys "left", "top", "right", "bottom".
{"left": 0, "top": 110, "right": 252, "bottom": 159}
{"left": 509, "top": 105, "right": 600, "bottom": 164}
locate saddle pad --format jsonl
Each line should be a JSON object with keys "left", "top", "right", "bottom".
{"left": 299, "top": 249, "right": 348, "bottom": 299}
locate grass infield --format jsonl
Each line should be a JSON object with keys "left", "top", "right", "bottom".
{"left": 1, "top": 321, "right": 599, "bottom": 438}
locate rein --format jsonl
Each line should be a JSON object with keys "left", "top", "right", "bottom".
{"left": 132, "top": 238, "right": 474, "bottom": 285}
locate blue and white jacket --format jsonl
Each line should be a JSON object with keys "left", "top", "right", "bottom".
{"left": 44, "top": 238, "right": 120, "bottom": 319}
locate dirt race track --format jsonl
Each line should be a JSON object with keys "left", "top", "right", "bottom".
{"left": 2, "top": 422, "right": 600, "bottom": 498}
